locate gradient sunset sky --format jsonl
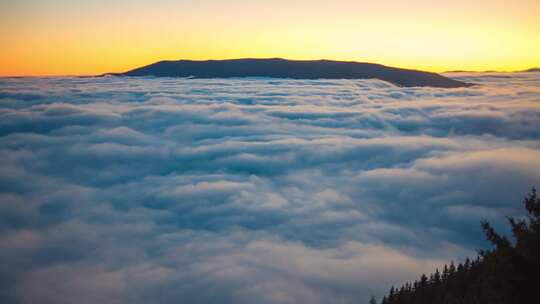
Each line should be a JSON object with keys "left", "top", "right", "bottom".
{"left": 1, "top": 0, "right": 539, "bottom": 76}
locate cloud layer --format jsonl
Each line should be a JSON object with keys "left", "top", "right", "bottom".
{"left": 1, "top": 73, "right": 540, "bottom": 303}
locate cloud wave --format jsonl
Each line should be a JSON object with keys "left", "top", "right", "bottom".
{"left": 1, "top": 73, "right": 540, "bottom": 303}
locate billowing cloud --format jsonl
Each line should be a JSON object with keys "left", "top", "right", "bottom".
{"left": 1, "top": 73, "right": 540, "bottom": 303}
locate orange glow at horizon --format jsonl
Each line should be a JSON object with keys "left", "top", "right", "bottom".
{"left": 1, "top": 0, "right": 539, "bottom": 76}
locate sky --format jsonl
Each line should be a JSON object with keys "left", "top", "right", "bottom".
{"left": 0, "top": 0, "right": 539, "bottom": 76}
{"left": 1, "top": 73, "right": 540, "bottom": 303}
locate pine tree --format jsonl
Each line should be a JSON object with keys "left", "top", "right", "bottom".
{"left": 377, "top": 189, "right": 540, "bottom": 304}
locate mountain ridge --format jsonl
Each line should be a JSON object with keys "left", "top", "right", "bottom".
{"left": 444, "top": 67, "right": 540, "bottom": 73}
{"left": 108, "top": 58, "right": 472, "bottom": 88}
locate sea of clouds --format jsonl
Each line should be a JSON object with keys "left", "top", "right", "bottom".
{"left": 1, "top": 73, "right": 540, "bottom": 304}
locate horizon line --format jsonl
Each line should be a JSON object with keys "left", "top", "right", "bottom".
{"left": 1, "top": 57, "right": 538, "bottom": 78}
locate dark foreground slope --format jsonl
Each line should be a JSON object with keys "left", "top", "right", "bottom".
{"left": 111, "top": 58, "right": 471, "bottom": 88}
{"left": 380, "top": 189, "right": 540, "bottom": 304}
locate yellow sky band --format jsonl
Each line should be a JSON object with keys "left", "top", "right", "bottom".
{"left": 1, "top": 0, "right": 538, "bottom": 76}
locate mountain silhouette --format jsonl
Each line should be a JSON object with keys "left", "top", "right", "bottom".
{"left": 110, "top": 58, "right": 472, "bottom": 88}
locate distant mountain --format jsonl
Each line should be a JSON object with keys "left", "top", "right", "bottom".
{"left": 444, "top": 67, "right": 540, "bottom": 73}
{"left": 109, "top": 58, "right": 471, "bottom": 88}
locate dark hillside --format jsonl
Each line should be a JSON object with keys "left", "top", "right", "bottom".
{"left": 110, "top": 58, "right": 471, "bottom": 88}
